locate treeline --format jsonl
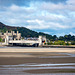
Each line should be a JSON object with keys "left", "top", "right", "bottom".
{"left": 49, "top": 34, "right": 75, "bottom": 41}
{"left": 45, "top": 40, "right": 75, "bottom": 45}
{"left": 45, "top": 34, "right": 75, "bottom": 45}
{"left": 58, "top": 34, "right": 75, "bottom": 41}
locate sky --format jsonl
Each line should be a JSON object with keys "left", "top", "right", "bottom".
{"left": 0, "top": 0, "right": 75, "bottom": 36}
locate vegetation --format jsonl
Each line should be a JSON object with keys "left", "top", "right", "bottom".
{"left": 58, "top": 34, "right": 75, "bottom": 41}
{"left": 71, "top": 41, "right": 75, "bottom": 45}
{"left": 45, "top": 40, "right": 73, "bottom": 45}
{"left": 0, "top": 38, "right": 3, "bottom": 42}
{"left": 0, "top": 22, "right": 75, "bottom": 45}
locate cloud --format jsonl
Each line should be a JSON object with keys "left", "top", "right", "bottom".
{"left": 43, "top": 32, "right": 51, "bottom": 34}
{"left": 27, "top": 19, "right": 44, "bottom": 23}
{"left": 0, "top": 0, "right": 75, "bottom": 36}
{"left": 26, "top": 19, "right": 50, "bottom": 29}
{"left": 40, "top": 0, "right": 75, "bottom": 12}
{"left": 26, "top": 20, "right": 73, "bottom": 30}
{"left": 7, "top": 4, "right": 36, "bottom": 14}
{"left": 41, "top": 2, "right": 64, "bottom": 11}
{"left": 67, "top": 0, "right": 75, "bottom": 5}
{"left": 69, "top": 32, "right": 75, "bottom": 36}
{"left": 9, "top": 4, "right": 20, "bottom": 11}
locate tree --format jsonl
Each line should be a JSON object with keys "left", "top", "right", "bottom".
{"left": 59, "top": 36, "right": 64, "bottom": 40}
{"left": 53, "top": 35, "right": 58, "bottom": 41}
{"left": 0, "top": 38, "right": 2, "bottom": 42}
{"left": 71, "top": 41, "right": 75, "bottom": 45}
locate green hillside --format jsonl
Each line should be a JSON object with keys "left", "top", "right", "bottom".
{"left": 0, "top": 22, "right": 53, "bottom": 39}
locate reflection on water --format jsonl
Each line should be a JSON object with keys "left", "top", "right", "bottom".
{"left": 1, "top": 63, "right": 75, "bottom": 67}
{"left": 0, "top": 63, "right": 75, "bottom": 71}
{"left": 0, "top": 66, "right": 75, "bottom": 70}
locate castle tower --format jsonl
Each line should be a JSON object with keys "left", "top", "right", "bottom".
{"left": 5, "top": 35, "right": 9, "bottom": 45}
{"left": 38, "top": 36, "right": 42, "bottom": 46}
{"left": 38, "top": 36, "right": 46, "bottom": 46}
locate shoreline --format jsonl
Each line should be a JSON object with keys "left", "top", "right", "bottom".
{"left": 0, "top": 44, "right": 75, "bottom": 48}
{"left": 0, "top": 47, "right": 75, "bottom": 53}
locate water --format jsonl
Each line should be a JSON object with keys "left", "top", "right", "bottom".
{"left": 0, "top": 63, "right": 75, "bottom": 75}
{"left": 1, "top": 63, "right": 75, "bottom": 67}
{"left": 0, "top": 47, "right": 75, "bottom": 75}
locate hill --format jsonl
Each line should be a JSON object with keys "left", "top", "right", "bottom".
{"left": 0, "top": 22, "right": 53, "bottom": 39}
{"left": 0, "top": 22, "right": 75, "bottom": 42}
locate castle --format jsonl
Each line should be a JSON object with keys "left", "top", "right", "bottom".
{"left": 0, "top": 31, "right": 46, "bottom": 46}
{"left": 0, "top": 31, "right": 21, "bottom": 40}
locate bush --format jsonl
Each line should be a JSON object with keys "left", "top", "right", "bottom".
{"left": 65, "top": 42, "right": 71, "bottom": 45}
{"left": 71, "top": 41, "right": 75, "bottom": 45}
{"left": 47, "top": 42, "right": 50, "bottom": 45}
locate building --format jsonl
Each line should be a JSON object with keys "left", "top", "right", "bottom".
{"left": 0, "top": 31, "right": 46, "bottom": 46}
{"left": 0, "top": 31, "right": 21, "bottom": 40}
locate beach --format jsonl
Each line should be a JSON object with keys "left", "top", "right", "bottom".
{"left": 0, "top": 47, "right": 75, "bottom": 75}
